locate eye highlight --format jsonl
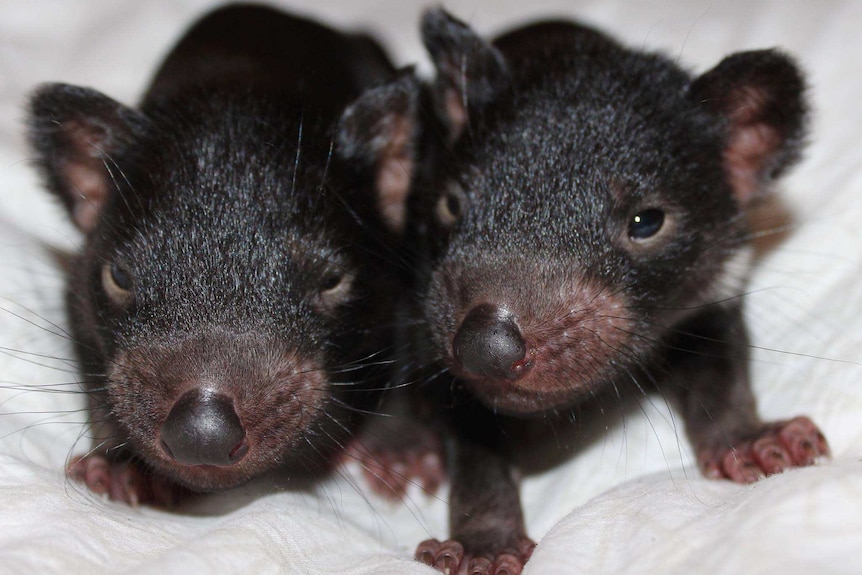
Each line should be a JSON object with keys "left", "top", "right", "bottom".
{"left": 101, "top": 262, "right": 134, "bottom": 306}
{"left": 628, "top": 209, "right": 665, "bottom": 240}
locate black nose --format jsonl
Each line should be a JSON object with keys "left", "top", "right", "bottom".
{"left": 453, "top": 304, "right": 529, "bottom": 381}
{"left": 160, "top": 390, "right": 247, "bottom": 466}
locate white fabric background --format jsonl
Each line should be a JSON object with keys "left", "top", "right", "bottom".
{"left": 0, "top": 1, "right": 860, "bottom": 573}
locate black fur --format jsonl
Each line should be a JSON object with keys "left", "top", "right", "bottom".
{"left": 27, "top": 4, "right": 418, "bottom": 502}
{"left": 413, "top": 9, "right": 824, "bottom": 573}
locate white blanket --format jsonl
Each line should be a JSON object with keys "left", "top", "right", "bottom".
{"left": 1, "top": 1, "right": 860, "bottom": 573}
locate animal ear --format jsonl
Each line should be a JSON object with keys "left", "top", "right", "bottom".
{"left": 337, "top": 72, "right": 419, "bottom": 236}
{"left": 421, "top": 8, "right": 509, "bottom": 140}
{"left": 28, "top": 83, "right": 146, "bottom": 232}
{"left": 690, "top": 50, "right": 808, "bottom": 207}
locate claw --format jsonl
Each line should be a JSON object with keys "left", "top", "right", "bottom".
{"left": 414, "top": 537, "right": 534, "bottom": 575}
{"left": 700, "top": 416, "right": 829, "bottom": 483}
{"left": 344, "top": 423, "right": 446, "bottom": 500}
{"left": 66, "top": 453, "right": 187, "bottom": 508}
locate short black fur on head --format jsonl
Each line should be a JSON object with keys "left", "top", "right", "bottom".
{"left": 413, "top": 9, "right": 823, "bottom": 572}
{"left": 419, "top": 8, "right": 807, "bottom": 415}
{"left": 27, "top": 5, "right": 420, "bottom": 500}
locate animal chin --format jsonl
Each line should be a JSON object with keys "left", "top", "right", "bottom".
{"left": 129, "top": 391, "right": 316, "bottom": 492}
{"left": 452, "top": 352, "right": 605, "bottom": 415}
{"left": 157, "top": 459, "right": 263, "bottom": 492}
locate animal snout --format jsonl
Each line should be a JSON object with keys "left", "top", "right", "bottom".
{"left": 160, "top": 389, "right": 248, "bottom": 467}
{"left": 453, "top": 303, "right": 531, "bottom": 381}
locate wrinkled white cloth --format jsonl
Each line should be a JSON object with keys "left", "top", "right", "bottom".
{"left": 1, "top": 1, "right": 860, "bottom": 574}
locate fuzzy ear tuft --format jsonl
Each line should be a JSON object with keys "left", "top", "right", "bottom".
{"left": 421, "top": 8, "right": 509, "bottom": 140}
{"left": 337, "top": 72, "right": 420, "bottom": 235}
{"left": 690, "top": 50, "right": 808, "bottom": 206}
{"left": 28, "top": 83, "right": 146, "bottom": 232}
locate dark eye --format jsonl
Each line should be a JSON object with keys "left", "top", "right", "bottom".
{"left": 628, "top": 209, "right": 665, "bottom": 240}
{"left": 315, "top": 270, "right": 354, "bottom": 311}
{"left": 111, "top": 263, "right": 131, "bottom": 290}
{"left": 101, "top": 262, "right": 134, "bottom": 305}
{"left": 436, "top": 182, "right": 466, "bottom": 226}
{"left": 321, "top": 273, "right": 344, "bottom": 293}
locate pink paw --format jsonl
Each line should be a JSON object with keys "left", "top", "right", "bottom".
{"left": 67, "top": 454, "right": 188, "bottom": 507}
{"left": 699, "top": 416, "right": 829, "bottom": 483}
{"left": 344, "top": 424, "right": 446, "bottom": 500}
{"left": 415, "top": 537, "right": 535, "bottom": 575}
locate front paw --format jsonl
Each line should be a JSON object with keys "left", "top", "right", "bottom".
{"left": 67, "top": 453, "right": 188, "bottom": 507}
{"left": 343, "top": 420, "right": 446, "bottom": 500}
{"left": 699, "top": 416, "right": 829, "bottom": 483}
{"left": 416, "top": 537, "right": 535, "bottom": 575}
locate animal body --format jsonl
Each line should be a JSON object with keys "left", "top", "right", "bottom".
{"left": 27, "top": 3, "right": 418, "bottom": 505}
{"left": 412, "top": 9, "right": 829, "bottom": 574}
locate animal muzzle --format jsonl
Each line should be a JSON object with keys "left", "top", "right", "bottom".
{"left": 160, "top": 389, "right": 249, "bottom": 467}
{"left": 452, "top": 303, "right": 532, "bottom": 382}
{"left": 433, "top": 261, "right": 639, "bottom": 413}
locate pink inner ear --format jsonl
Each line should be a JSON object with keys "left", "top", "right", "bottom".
{"left": 724, "top": 122, "right": 781, "bottom": 207}
{"left": 444, "top": 87, "right": 468, "bottom": 142}
{"left": 374, "top": 114, "right": 414, "bottom": 235}
{"left": 722, "top": 85, "right": 782, "bottom": 207}
{"left": 66, "top": 162, "right": 108, "bottom": 231}
{"left": 62, "top": 121, "right": 111, "bottom": 232}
